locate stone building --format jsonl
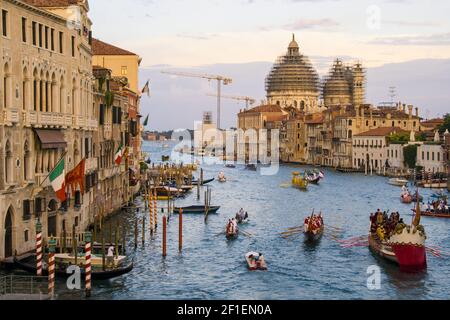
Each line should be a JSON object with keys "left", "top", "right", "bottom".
{"left": 445, "top": 131, "right": 450, "bottom": 191}
{"left": 417, "top": 143, "right": 446, "bottom": 173}
{"left": 0, "top": 0, "right": 141, "bottom": 261}
{"left": 265, "top": 35, "right": 321, "bottom": 114}
{"left": 352, "top": 127, "right": 407, "bottom": 174}
{"left": 0, "top": 0, "right": 96, "bottom": 260}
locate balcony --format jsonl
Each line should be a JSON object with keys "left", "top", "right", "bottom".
{"left": 3, "top": 108, "right": 20, "bottom": 125}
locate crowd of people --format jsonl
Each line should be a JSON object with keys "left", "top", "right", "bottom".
{"left": 370, "top": 210, "right": 404, "bottom": 241}
{"left": 423, "top": 198, "right": 449, "bottom": 214}
{"left": 304, "top": 214, "right": 324, "bottom": 234}
{"left": 226, "top": 218, "right": 238, "bottom": 236}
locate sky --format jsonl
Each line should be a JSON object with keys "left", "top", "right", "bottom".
{"left": 89, "top": 0, "right": 450, "bottom": 130}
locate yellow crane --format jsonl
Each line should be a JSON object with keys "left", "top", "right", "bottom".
{"left": 206, "top": 93, "right": 256, "bottom": 110}
{"left": 161, "top": 71, "right": 232, "bottom": 129}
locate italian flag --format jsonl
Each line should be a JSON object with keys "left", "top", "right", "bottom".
{"left": 115, "top": 144, "right": 124, "bottom": 165}
{"left": 49, "top": 159, "right": 66, "bottom": 202}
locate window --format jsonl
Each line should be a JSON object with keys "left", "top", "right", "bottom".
{"left": 2, "top": 10, "right": 8, "bottom": 37}
{"left": 38, "top": 24, "right": 43, "bottom": 47}
{"left": 22, "top": 17, "right": 27, "bottom": 42}
{"left": 438, "top": 153, "right": 440, "bottom": 161}
{"left": 51, "top": 28, "right": 55, "bottom": 51}
{"left": 99, "top": 104, "right": 105, "bottom": 125}
{"left": 24, "top": 230, "right": 29, "bottom": 242}
{"left": 32, "top": 22, "right": 37, "bottom": 45}
{"left": 71, "top": 36, "right": 75, "bottom": 57}
{"left": 23, "top": 200, "right": 33, "bottom": 220}
{"left": 45, "top": 26, "right": 48, "bottom": 49}
{"left": 59, "top": 31, "right": 64, "bottom": 53}
{"left": 121, "top": 66, "right": 128, "bottom": 76}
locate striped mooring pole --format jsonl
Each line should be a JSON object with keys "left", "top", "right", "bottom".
{"left": 84, "top": 231, "right": 92, "bottom": 298}
{"left": 36, "top": 220, "right": 43, "bottom": 276}
{"left": 48, "top": 238, "right": 57, "bottom": 298}
{"left": 153, "top": 190, "right": 158, "bottom": 229}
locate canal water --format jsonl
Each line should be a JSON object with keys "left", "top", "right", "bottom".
{"left": 3, "top": 141, "right": 450, "bottom": 300}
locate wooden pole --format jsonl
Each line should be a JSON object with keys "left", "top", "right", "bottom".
{"left": 179, "top": 208, "right": 183, "bottom": 252}
{"left": 134, "top": 218, "right": 138, "bottom": 250}
{"left": 154, "top": 190, "right": 158, "bottom": 228}
{"left": 115, "top": 223, "right": 119, "bottom": 258}
{"left": 101, "top": 230, "right": 105, "bottom": 271}
{"left": 47, "top": 238, "right": 56, "bottom": 298}
{"left": 122, "top": 226, "right": 126, "bottom": 255}
{"left": 142, "top": 216, "right": 145, "bottom": 245}
{"left": 72, "top": 224, "right": 77, "bottom": 266}
{"left": 109, "top": 222, "right": 112, "bottom": 244}
{"left": 84, "top": 231, "right": 92, "bottom": 298}
{"left": 162, "top": 215, "right": 167, "bottom": 257}
{"left": 63, "top": 228, "right": 67, "bottom": 254}
{"left": 36, "top": 220, "right": 43, "bottom": 276}
{"left": 149, "top": 190, "right": 153, "bottom": 235}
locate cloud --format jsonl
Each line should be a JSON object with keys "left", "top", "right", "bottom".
{"left": 383, "top": 20, "right": 440, "bottom": 27}
{"left": 369, "top": 33, "right": 450, "bottom": 46}
{"left": 283, "top": 18, "right": 340, "bottom": 30}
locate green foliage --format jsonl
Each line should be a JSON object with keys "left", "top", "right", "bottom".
{"left": 403, "top": 144, "right": 418, "bottom": 169}
{"left": 105, "top": 91, "right": 114, "bottom": 107}
{"left": 439, "top": 113, "right": 450, "bottom": 133}
{"left": 387, "top": 132, "right": 410, "bottom": 144}
{"left": 415, "top": 132, "right": 426, "bottom": 142}
{"left": 98, "top": 77, "right": 105, "bottom": 92}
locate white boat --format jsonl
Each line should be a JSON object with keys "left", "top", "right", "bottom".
{"left": 388, "top": 178, "right": 409, "bottom": 187}
{"left": 245, "top": 252, "right": 267, "bottom": 271}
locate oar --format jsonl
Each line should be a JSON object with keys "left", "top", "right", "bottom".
{"left": 241, "top": 230, "right": 253, "bottom": 238}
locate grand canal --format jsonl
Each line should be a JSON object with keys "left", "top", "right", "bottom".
{"left": 2, "top": 141, "right": 450, "bottom": 300}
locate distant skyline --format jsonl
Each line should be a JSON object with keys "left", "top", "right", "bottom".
{"left": 89, "top": 0, "right": 450, "bottom": 130}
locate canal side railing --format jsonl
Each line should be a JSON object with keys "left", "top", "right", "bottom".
{"left": 0, "top": 275, "right": 48, "bottom": 299}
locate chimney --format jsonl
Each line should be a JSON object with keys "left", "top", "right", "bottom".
{"left": 415, "top": 107, "right": 419, "bottom": 117}
{"left": 402, "top": 104, "right": 406, "bottom": 113}
{"left": 408, "top": 105, "right": 413, "bottom": 119}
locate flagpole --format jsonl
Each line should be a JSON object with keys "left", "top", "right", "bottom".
{"left": 38, "top": 151, "right": 68, "bottom": 188}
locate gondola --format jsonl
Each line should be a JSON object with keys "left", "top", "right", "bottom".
{"left": 14, "top": 255, "right": 134, "bottom": 280}
{"left": 225, "top": 164, "right": 236, "bottom": 168}
{"left": 173, "top": 205, "right": 220, "bottom": 214}
{"left": 412, "top": 210, "right": 450, "bottom": 218}
{"left": 190, "top": 178, "right": 215, "bottom": 185}
{"left": 245, "top": 164, "right": 257, "bottom": 171}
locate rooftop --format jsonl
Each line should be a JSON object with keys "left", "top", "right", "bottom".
{"left": 22, "top": 0, "right": 81, "bottom": 7}
{"left": 92, "top": 38, "right": 138, "bottom": 56}
{"left": 355, "top": 127, "right": 408, "bottom": 137}
{"left": 239, "top": 104, "right": 285, "bottom": 115}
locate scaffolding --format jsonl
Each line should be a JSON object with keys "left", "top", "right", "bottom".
{"left": 265, "top": 47, "right": 319, "bottom": 93}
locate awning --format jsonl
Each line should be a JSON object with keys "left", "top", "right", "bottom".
{"left": 34, "top": 129, "right": 67, "bottom": 149}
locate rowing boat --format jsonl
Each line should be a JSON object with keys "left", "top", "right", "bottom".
{"left": 245, "top": 252, "right": 267, "bottom": 271}
{"left": 304, "top": 225, "right": 324, "bottom": 242}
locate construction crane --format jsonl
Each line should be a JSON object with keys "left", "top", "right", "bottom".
{"left": 161, "top": 71, "right": 232, "bottom": 130}
{"left": 206, "top": 93, "right": 256, "bottom": 110}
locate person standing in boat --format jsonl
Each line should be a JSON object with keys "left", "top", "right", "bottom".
{"left": 107, "top": 245, "right": 115, "bottom": 267}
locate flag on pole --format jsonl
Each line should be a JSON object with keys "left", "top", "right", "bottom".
{"left": 115, "top": 144, "right": 124, "bottom": 165}
{"left": 66, "top": 159, "right": 86, "bottom": 195}
{"left": 143, "top": 114, "right": 149, "bottom": 126}
{"left": 49, "top": 158, "right": 66, "bottom": 202}
{"left": 141, "top": 80, "right": 150, "bottom": 97}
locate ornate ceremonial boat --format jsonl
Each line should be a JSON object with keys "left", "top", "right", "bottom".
{"left": 369, "top": 200, "right": 427, "bottom": 271}
{"left": 292, "top": 172, "right": 308, "bottom": 190}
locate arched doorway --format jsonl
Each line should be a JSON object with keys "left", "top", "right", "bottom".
{"left": 4, "top": 207, "right": 14, "bottom": 258}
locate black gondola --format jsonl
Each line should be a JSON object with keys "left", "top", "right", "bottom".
{"left": 245, "top": 164, "right": 257, "bottom": 171}
{"left": 190, "top": 178, "right": 215, "bottom": 185}
{"left": 14, "top": 255, "right": 133, "bottom": 281}
{"left": 174, "top": 205, "right": 220, "bottom": 214}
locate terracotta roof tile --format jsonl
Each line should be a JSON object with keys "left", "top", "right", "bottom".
{"left": 92, "top": 38, "right": 137, "bottom": 56}
{"left": 22, "top": 0, "right": 81, "bottom": 7}
{"left": 355, "top": 127, "right": 408, "bottom": 137}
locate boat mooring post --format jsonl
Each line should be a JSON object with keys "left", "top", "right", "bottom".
{"left": 84, "top": 231, "right": 92, "bottom": 298}
{"left": 48, "top": 237, "right": 56, "bottom": 298}
{"left": 134, "top": 218, "right": 138, "bottom": 250}
{"left": 36, "top": 220, "right": 43, "bottom": 276}
{"left": 72, "top": 224, "right": 77, "bottom": 266}
{"left": 163, "top": 215, "right": 167, "bottom": 257}
{"left": 154, "top": 189, "right": 158, "bottom": 228}
{"left": 179, "top": 208, "right": 183, "bottom": 252}
{"left": 115, "top": 223, "right": 119, "bottom": 258}
{"left": 149, "top": 191, "right": 154, "bottom": 236}
{"left": 63, "top": 228, "right": 67, "bottom": 254}
{"left": 102, "top": 231, "right": 105, "bottom": 271}
{"left": 142, "top": 216, "right": 145, "bottom": 246}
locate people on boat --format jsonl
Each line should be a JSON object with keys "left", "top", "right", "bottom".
{"left": 304, "top": 214, "right": 323, "bottom": 234}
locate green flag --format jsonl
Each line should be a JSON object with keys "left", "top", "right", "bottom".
{"left": 143, "top": 114, "right": 149, "bottom": 126}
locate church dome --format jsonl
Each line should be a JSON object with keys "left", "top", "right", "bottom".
{"left": 322, "top": 59, "right": 352, "bottom": 98}
{"left": 265, "top": 35, "right": 319, "bottom": 94}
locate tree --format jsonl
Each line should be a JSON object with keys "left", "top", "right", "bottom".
{"left": 403, "top": 144, "right": 418, "bottom": 169}
{"left": 439, "top": 113, "right": 450, "bottom": 133}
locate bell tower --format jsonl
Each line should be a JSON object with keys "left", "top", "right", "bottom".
{"left": 352, "top": 63, "right": 365, "bottom": 106}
